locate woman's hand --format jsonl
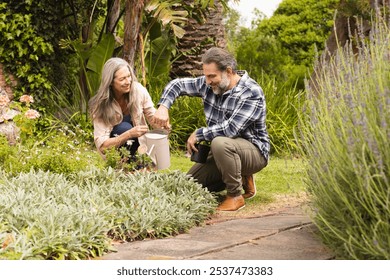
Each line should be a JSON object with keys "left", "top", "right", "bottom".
{"left": 101, "top": 125, "right": 149, "bottom": 153}
{"left": 129, "top": 125, "right": 148, "bottom": 138}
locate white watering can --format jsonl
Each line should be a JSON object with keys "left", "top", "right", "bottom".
{"left": 144, "top": 129, "right": 170, "bottom": 170}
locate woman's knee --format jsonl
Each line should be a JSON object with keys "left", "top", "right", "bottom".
{"left": 111, "top": 122, "right": 133, "bottom": 136}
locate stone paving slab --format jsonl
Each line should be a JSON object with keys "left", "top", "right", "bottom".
{"left": 191, "top": 224, "right": 334, "bottom": 260}
{"left": 102, "top": 207, "right": 333, "bottom": 260}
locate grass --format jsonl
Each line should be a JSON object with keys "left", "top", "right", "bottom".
{"left": 254, "top": 156, "right": 306, "bottom": 199}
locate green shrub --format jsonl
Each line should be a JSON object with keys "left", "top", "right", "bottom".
{"left": 0, "top": 125, "right": 103, "bottom": 175}
{"left": 168, "top": 96, "right": 206, "bottom": 150}
{"left": 0, "top": 3, "right": 54, "bottom": 95}
{"left": 298, "top": 17, "right": 390, "bottom": 259}
{"left": 0, "top": 168, "right": 216, "bottom": 259}
{"left": 261, "top": 77, "right": 303, "bottom": 156}
{"left": 0, "top": 135, "right": 15, "bottom": 162}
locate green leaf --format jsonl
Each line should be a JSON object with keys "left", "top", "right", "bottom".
{"left": 86, "top": 33, "right": 115, "bottom": 74}
{"left": 146, "top": 35, "right": 173, "bottom": 78}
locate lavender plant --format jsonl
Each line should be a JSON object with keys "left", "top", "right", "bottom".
{"left": 298, "top": 16, "right": 390, "bottom": 259}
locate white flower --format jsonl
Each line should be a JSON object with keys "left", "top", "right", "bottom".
{"left": 126, "top": 139, "right": 134, "bottom": 146}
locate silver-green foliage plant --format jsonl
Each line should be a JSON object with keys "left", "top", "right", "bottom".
{"left": 0, "top": 168, "right": 216, "bottom": 259}
{"left": 298, "top": 16, "right": 390, "bottom": 259}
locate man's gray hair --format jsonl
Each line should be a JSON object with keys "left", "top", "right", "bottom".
{"left": 201, "top": 47, "right": 237, "bottom": 73}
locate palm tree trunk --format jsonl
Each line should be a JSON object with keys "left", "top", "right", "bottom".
{"left": 170, "top": 0, "right": 226, "bottom": 77}
{"left": 106, "top": 0, "right": 121, "bottom": 34}
{"left": 123, "top": 0, "right": 148, "bottom": 67}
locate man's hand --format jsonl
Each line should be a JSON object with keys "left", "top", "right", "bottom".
{"left": 186, "top": 131, "right": 198, "bottom": 155}
{"left": 153, "top": 105, "right": 169, "bottom": 128}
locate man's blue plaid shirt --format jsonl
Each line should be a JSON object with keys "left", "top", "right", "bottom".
{"left": 158, "top": 71, "right": 270, "bottom": 161}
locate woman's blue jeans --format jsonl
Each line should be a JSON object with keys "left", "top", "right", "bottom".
{"left": 110, "top": 115, "right": 139, "bottom": 156}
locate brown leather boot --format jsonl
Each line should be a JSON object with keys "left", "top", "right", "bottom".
{"left": 217, "top": 195, "right": 245, "bottom": 211}
{"left": 242, "top": 175, "right": 256, "bottom": 199}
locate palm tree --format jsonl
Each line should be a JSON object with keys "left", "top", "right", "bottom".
{"left": 170, "top": 0, "right": 227, "bottom": 77}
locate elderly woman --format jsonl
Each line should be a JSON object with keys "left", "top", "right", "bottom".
{"left": 88, "top": 57, "right": 158, "bottom": 159}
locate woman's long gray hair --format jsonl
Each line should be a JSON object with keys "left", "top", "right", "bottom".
{"left": 88, "top": 57, "right": 138, "bottom": 126}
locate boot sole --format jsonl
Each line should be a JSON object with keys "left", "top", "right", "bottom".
{"left": 217, "top": 204, "right": 246, "bottom": 212}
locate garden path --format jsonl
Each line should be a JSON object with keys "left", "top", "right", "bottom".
{"left": 101, "top": 204, "right": 334, "bottom": 260}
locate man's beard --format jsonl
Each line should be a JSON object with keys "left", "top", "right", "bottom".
{"left": 212, "top": 72, "right": 230, "bottom": 95}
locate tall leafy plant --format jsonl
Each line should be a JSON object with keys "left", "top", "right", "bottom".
{"left": 139, "top": 0, "right": 188, "bottom": 85}
{"left": 261, "top": 77, "right": 303, "bottom": 156}
{"left": 60, "top": 33, "right": 115, "bottom": 114}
